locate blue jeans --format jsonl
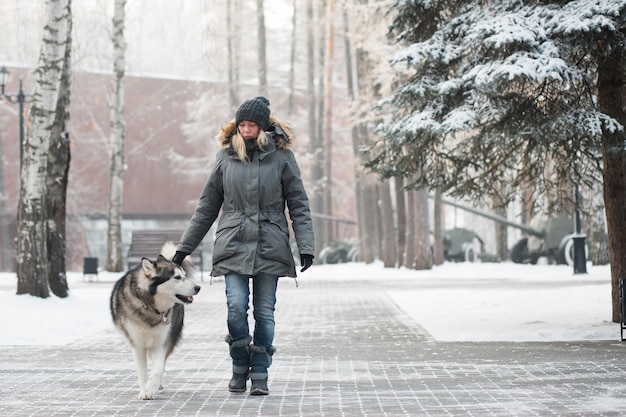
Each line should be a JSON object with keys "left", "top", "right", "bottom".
{"left": 225, "top": 272, "right": 278, "bottom": 349}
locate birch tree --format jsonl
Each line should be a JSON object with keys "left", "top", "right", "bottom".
{"left": 17, "top": 0, "right": 72, "bottom": 297}
{"left": 106, "top": 0, "right": 126, "bottom": 272}
{"left": 47, "top": 0, "right": 73, "bottom": 297}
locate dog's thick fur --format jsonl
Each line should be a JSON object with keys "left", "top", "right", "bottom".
{"left": 110, "top": 242, "right": 201, "bottom": 400}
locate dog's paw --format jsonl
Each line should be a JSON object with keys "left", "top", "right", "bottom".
{"left": 140, "top": 379, "right": 162, "bottom": 400}
{"left": 137, "top": 390, "right": 157, "bottom": 400}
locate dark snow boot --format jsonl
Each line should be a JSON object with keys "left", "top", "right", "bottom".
{"left": 250, "top": 377, "right": 269, "bottom": 396}
{"left": 226, "top": 335, "right": 252, "bottom": 393}
{"left": 249, "top": 345, "right": 274, "bottom": 396}
{"left": 229, "top": 372, "right": 248, "bottom": 393}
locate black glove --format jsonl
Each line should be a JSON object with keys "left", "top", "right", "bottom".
{"left": 300, "top": 254, "right": 314, "bottom": 272}
{"left": 172, "top": 251, "right": 188, "bottom": 266}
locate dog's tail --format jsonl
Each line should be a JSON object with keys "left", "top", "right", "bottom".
{"left": 161, "top": 242, "right": 196, "bottom": 277}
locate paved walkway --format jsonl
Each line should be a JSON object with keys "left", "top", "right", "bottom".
{"left": 2, "top": 273, "right": 626, "bottom": 416}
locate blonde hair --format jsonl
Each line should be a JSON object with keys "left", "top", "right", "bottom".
{"left": 232, "top": 130, "right": 270, "bottom": 162}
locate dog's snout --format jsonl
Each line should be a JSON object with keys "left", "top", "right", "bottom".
{"left": 194, "top": 285, "right": 201, "bottom": 294}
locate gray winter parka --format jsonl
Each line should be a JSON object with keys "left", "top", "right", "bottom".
{"left": 177, "top": 116, "right": 314, "bottom": 278}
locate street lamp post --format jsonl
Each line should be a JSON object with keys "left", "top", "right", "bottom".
{"left": 0, "top": 66, "right": 32, "bottom": 167}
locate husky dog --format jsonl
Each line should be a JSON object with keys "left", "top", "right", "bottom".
{"left": 110, "top": 243, "right": 201, "bottom": 400}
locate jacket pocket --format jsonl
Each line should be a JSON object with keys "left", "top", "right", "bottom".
{"left": 213, "top": 214, "right": 244, "bottom": 264}
{"left": 258, "top": 216, "right": 293, "bottom": 265}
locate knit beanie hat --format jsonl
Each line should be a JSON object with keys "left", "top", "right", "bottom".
{"left": 235, "top": 96, "right": 271, "bottom": 131}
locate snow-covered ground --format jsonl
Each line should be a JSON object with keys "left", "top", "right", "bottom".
{"left": 0, "top": 261, "right": 618, "bottom": 345}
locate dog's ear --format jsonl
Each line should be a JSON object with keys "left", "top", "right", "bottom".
{"left": 156, "top": 254, "right": 168, "bottom": 262}
{"left": 141, "top": 257, "right": 157, "bottom": 276}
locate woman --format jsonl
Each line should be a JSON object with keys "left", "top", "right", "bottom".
{"left": 172, "top": 96, "right": 315, "bottom": 396}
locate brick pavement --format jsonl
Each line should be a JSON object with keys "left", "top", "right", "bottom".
{"left": 1, "top": 274, "right": 626, "bottom": 416}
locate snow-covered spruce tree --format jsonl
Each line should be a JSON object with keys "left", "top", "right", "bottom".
{"left": 369, "top": 0, "right": 626, "bottom": 321}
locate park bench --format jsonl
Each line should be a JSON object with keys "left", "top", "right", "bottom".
{"left": 127, "top": 229, "right": 204, "bottom": 280}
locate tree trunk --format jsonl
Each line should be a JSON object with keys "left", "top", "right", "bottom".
{"left": 342, "top": 7, "right": 366, "bottom": 263}
{"left": 0, "top": 108, "right": 11, "bottom": 271}
{"left": 256, "top": 0, "right": 267, "bottom": 96}
{"left": 521, "top": 169, "right": 533, "bottom": 225}
{"left": 47, "top": 1, "right": 72, "bottom": 298}
{"left": 395, "top": 176, "right": 406, "bottom": 267}
{"left": 306, "top": 0, "right": 324, "bottom": 256}
{"left": 404, "top": 185, "right": 415, "bottom": 268}
{"left": 106, "top": 0, "right": 126, "bottom": 272}
{"left": 378, "top": 181, "right": 395, "bottom": 267}
{"left": 315, "top": 3, "right": 326, "bottom": 248}
{"left": 227, "top": 0, "right": 240, "bottom": 111}
{"left": 287, "top": 0, "right": 297, "bottom": 114}
{"left": 493, "top": 194, "right": 508, "bottom": 262}
{"left": 361, "top": 178, "right": 379, "bottom": 263}
{"left": 597, "top": 41, "right": 626, "bottom": 323}
{"left": 414, "top": 188, "right": 432, "bottom": 270}
{"left": 343, "top": 8, "right": 376, "bottom": 263}
{"left": 348, "top": 0, "right": 385, "bottom": 264}
{"left": 322, "top": 0, "right": 334, "bottom": 245}
{"left": 433, "top": 189, "right": 444, "bottom": 265}
{"left": 17, "top": 0, "right": 70, "bottom": 297}
{"left": 316, "top": 5, "right": 326, "bottom": 154}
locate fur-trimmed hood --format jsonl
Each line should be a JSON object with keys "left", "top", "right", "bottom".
{"left": 217, "top": 115, "right": 296, "bottom": 149}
